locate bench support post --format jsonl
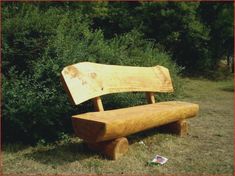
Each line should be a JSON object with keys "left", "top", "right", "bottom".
{"left": 89, "top": 97, "right": 129, "bottom": 159}
{"left": 146, "top": 92, "right": 155, "bottom": 104}
{"left": 158, "top": 119, "right": 189, "bottom": 136}
{"left": 87, "top": 137, "right": 129, "bottom": 160}
{"left": 92, "top": 96, "right": 104, "bottom": 111}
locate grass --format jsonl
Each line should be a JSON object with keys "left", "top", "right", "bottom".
{"left": 2, "top": 77, "right": 234, "bottom": 175}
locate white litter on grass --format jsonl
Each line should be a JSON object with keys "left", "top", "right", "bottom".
{"left": 151, "top": 155, "right": 168, "bottom": 165}
{"left": 138, "top": 141, "right": 145, "bottom": 145}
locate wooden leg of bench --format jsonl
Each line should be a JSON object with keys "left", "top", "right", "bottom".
{"left": 159, "top": 120, "right": 189, "bottom": 136}
{"left": 87, "top": 137, "right": 129, "bottom": 160}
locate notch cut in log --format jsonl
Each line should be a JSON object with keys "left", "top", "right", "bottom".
{"left": 158, "top": 119, "right": 189, "bottom": 136}
{"left": 87, "top": 137, "right": 129, "bottom": 160}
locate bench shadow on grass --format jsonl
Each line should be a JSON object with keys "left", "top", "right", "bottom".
{"left": 25, "top": 127, "right": 172, "bottom": 166}
{"left": 220, "top": 86, "right": 234, "bottom": 92}
{"left": 128, "top": 127, "right": 163, "bottom": 144}
{"left": 24, "top": 141, "right": 98, "bottom": 166}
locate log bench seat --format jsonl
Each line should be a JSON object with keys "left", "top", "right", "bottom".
{"left": 72, "top": 101, "right": 199, "bottom": 143}
{"left": 61, "top": 62, "right": 199, "bottom": 160}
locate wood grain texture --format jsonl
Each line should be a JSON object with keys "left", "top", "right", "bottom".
{"left": 72, "top": 101, "right": 199, "bottom": 142}
{"left": 61, "top": 62, "right": 173, "bottom": 105}
{"left": 158, "top": 119, "right": 189, "bottom": 136}
{"left": 92, "top": 97, "right": 104, "bottom": 111}
{"left": 87, "top": 137, "right": 129, "bottom": 160}
{"left": 146, "top": 92, "right": 155, "bottom": 104}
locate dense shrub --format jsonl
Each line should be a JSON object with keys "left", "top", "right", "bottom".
{"left": 2, "top": 3, "right": 182, "bottom": 144}
{"left": 70, "top": 2, "right": 233, "bottom": 74}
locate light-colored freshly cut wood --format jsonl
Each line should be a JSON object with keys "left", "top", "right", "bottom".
{"left": 146, "top": 92, "right": 155, "bottom": 104}
{"left": 61, "top": 62, "right": 173, "bottom": 105}
{"left": 72, "top": 101, "right": 199, "bottom": 142}
{"left": 158, "top": 119, "right": 189, "bottom": 136}
{"left": 87, "top": 137, "right": 129, "bottom": 160}
{"left": 92, "top": 97, "right": 104, "bottom": 111}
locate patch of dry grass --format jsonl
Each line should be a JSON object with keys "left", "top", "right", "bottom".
{"left": 2, "top": 78, "right": 234, "bottom": 175}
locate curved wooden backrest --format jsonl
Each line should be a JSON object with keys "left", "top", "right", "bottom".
{"left": 61, "top": 62, "right": 173, "bottom": 105}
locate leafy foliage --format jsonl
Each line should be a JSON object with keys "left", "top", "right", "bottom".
{"left": 2, "top": 2, "right": 233, "bottom": 144}
{"left": 199, "top": 2, "right": 234, "bottom": 68}
{"left": 74, "top": 2, "right": 233, "bottom": 74}
{"left": 2, "top": 3, "right": 181, "bottom": 144}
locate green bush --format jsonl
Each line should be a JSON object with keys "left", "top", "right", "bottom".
{"left": 2, "top": 3, "right": 182, "bottom": 144}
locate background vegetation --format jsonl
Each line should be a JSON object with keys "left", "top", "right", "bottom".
{"left": 2, "top": 2, "right": 234, "bottom": 144}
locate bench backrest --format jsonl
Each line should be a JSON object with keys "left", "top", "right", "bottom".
{"left": 61, "top": 62, "right": 173, "bottom": 106}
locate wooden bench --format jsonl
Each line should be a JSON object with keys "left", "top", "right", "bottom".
{"left": 61, "top": 62, "right": 199, "bottom": 160}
